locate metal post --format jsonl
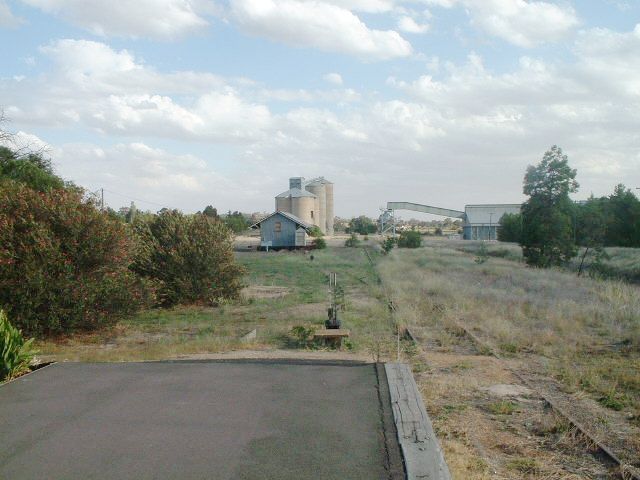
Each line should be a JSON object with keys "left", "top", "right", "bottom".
{"left": 392, "top": 210, "right": 396, "bottom": 238}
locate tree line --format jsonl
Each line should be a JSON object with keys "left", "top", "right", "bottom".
{"left": 498, "top": 145, "right": 640, "bottom": 268}
{"left": 0, "top": 145, "right": 245, "bottom": 336}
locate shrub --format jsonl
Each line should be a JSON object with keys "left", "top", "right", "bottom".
{"left": 309, "top": 226, "right": 323, "bottom": 238}
{"left": 131, "top": 210, "right": 245, "bottom": 306}
{"left": 397, "top": 230, "right": 422, "bottom": 248}
{"left": 344, "top": 233, "right": 360, "bottom": 247}
{"left": 1, "top": 310, "right": 37, "bottom": 381}
{"left": 0, "top": 180, "right": 153, "bottom": 335}
{"left": 289, "top": 325, "right": 316, "bottom": 347}
{"left": 314, "top": 237, "right": 327, "bottom": 250}
{"left": 382, "top": 236, "right": 396, "bottom": 254}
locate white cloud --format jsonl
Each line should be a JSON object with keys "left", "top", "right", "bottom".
{"left": 3, "top": 24, "right": 640, "bottom": 215}
{"left": 397, "top": 15, "right": 429, "bottom": 34}
{"left": 324, "top": 0, "right": 395, "bottom": 12}
{"left": 20, "top": 0, "right": 213, "bottom": 39}
{"left": 425, "top": 0, "right": 578, "bottom": 47}
{"left": 3, "top": 39, "right": 271, "bottom": 142}
{"left": 323, "top": 72, "right": 344, "bottom": 85}
{"left": 574, "top": 24, "right": 640, "bottom": 97}
{"left": 229, "top": 0, "right": 412, "bottom": 60}
{"left": 0, "top": 0, "right": 22, "bottom": 26}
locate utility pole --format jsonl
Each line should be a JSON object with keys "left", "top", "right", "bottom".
{"left": 100, "top": 188, "right": 104, "bottom": 212}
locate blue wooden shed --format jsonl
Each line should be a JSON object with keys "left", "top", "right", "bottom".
{"left": 251, "top": 211, "right": 313, "bottom": 250}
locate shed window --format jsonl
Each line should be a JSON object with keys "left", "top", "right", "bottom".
{"left": 275, "top": 221, "right": 281, "bottom": 232}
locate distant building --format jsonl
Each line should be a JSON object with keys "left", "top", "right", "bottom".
{"left": 383, "top": 202, "right": 522, "bottom": 240}
{"left": 251, "top": 211, "right": 313, "bottom": 250}
{"left": 462, "top": 204, "right": 521, "bottom": 240}
{"left": 275, "top": 177, "right": 334, "bottom": 235}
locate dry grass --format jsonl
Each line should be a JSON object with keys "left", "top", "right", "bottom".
{"left": 379, "top": 242, "right": 640, "bottom": 420}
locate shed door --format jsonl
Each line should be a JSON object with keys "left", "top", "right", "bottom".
{"left": 295, "top": 228, "right": 307, "bottom": 247}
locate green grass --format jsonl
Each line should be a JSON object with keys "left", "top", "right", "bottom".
{"left": 37, "top": 247, "right": 395, "bottom": 362}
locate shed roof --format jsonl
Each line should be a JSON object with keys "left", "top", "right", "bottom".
{"left": 275, "top": 188, "right": 316, "bottom": 198}
{"left": 464, "top": 204, "right": 521, "bottom": 225}
{"left": 250, "top": 211, "right": 314, "bottom": 231}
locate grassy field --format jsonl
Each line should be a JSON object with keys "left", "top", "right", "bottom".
{"left": 451, "top": 238, "right": 640, "bottom": 283}
{"left": 380, "top": 241, "right": 639, "bottom": 416}
{"left": 37, "top": 247, "right": 394, "bottom": 362}
{"left": 375, "top": 239, "right": 640, "bottom": 479}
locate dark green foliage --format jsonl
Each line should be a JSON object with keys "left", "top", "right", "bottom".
{"left": 498, "top": 213, "right": 522, "bottom": 243}
{"left": 202, "top": 205, "right": 218, "bottom": 219}
{"left": 131, "top": 210, "right": 245, "bottom": 306}
{"left": 603, "top": 185, "right": 640, "bottom": 247}
{"left": 397, "top": 230, "right": 422, "bottom": 248}
{"left": 314, "top": 237, "right": 327, "bottom": 249}
{"left": 1, "top": 310, "right": 37, "bottom": 381}
{"left": 0, "top": 146, "right": 66, "bottom": 192}
{"left": 521, "top": 146, "right": 579, "bottom": 267}
{"left": 381, "top": 236, "right": 396, "bottom": 254}
{"left": 573, "top": 186, "right": 640, "bottom": 249}
{"left": 224, "top": 210, "right": 249, "bottom": 234}
{"left": 309, "top": 225, "right": 323, "bottom": 238}
{"left": 348, "top": 215, "right": 377, "bottom": 235}
{"left": 344, "top": 233, "right": 360, "bottom": 247}
{"left": 0, "top": 179, "right": 153, "bottom": 335}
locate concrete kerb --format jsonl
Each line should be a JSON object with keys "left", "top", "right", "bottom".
{"left": 385, "top": 362, "right": 452, "bottom": 480}
{"left": 0, "top": 361, "right": 57, "bottom": 388}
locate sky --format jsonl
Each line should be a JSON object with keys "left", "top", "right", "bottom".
{"left": 0, "top": 0, "right": 639, "bottom": 217}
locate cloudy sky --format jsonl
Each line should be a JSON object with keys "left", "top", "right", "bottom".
{"left": 1, "top": 0, "right": 639, "bottom": 217}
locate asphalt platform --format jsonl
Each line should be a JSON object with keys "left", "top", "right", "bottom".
{"left": 0, "top": 360, "right": 404, "bottom": 479}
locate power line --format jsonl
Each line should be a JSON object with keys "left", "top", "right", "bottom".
{"left": 101, "top": 189, "right": 170, "bottom": 209}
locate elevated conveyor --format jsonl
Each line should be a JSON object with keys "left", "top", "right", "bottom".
{"left": 386, "top": 202, "right": 465, "bottom": 219}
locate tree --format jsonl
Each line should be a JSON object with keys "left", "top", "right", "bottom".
{"left": 224, "top": 210, "right": 249, "bottom": 234}
{"left": 348, "top": 216, "right": 377, "bottom": 235}
{"left": 574, "top": 196, "right": 608, "bottom": 275}
{"left": 520, "top": 146, "right": 579, "bottom": 267}
{"left": 202, "top": 205, "right": 218, "bottom": 219}
{"left": 0, "top": 146, "right": 66, "bottom": 192}
{"left": 604, "top": 185, "right": 640, "bottom": 248}
{"left": 498, "top": 213, "right": 522, "bottom": 243}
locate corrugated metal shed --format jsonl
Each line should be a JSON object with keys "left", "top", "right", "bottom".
{"left": 464, "top": 204, "right": 521, "bottom": 225}
{"left": 463, "top": 204, "right": 521, "bottom": 240}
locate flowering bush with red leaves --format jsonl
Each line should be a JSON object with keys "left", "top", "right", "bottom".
{"left": 0, "top": 179, "right": 155, "bottom": 335}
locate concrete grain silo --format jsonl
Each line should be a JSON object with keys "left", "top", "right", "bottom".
{"left": 305, "top": 179, "right": 326, "bottom": 235}
{"left": 275, "top": 176, "right": 334, "bottom": 235}
{"left": 324, "top": 180, "right": 334, "bottom": 235}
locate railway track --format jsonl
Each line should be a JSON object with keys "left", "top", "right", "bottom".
{"left": 362, "top": 246, "right": 640, "bottom": 480}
